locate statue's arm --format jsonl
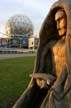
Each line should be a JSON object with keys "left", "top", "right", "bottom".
{"left": 30, "top": 73, "right": 56, "bottom": 89}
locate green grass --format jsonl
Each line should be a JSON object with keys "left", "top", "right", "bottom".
{"left": 0, "top": 56, "right": 35, "bottom": 108}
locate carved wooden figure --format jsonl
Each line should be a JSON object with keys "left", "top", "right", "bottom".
{"left": 12, "top": 0, "right": 71, "bottom": 108}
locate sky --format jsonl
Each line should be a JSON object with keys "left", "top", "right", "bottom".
{"left": 0, "top": 0, "right": 57, "bottom": 37}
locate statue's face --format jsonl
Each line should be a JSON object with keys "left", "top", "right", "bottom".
{"left": 55, "top": 10, "right": 67, "bottom": 37}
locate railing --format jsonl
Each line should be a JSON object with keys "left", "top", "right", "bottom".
{"left": 0, "top": 48, "right": 37, "bottom": 54}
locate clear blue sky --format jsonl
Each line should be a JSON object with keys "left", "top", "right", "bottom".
{"left": 0, "top": 0, "right": 57, "bottom": 37}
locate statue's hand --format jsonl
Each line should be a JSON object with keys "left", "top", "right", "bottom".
{"left": 36, "top": 79, "right": 45, "bottom": 88}
{"left": 36, "top": 78, "right": 51, "bottom": 89}
{"left": 30, "top": 73, "right": 56, "bottom": 89}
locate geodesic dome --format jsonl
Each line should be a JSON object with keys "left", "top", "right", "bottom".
{"left": 6, "top": 15, "right": 33, "bottom": 37}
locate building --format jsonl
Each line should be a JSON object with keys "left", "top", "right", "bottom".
{"left": 5, "top": 15, "right": 34, "bottom": 48}
{"left": 28, "top": 37, "right": 39, "bottom": 49}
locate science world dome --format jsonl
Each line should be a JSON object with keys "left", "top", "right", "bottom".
{"left": 6, "top": 15, "right": 33, "bottom": 37}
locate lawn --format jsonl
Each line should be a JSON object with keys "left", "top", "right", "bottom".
{"left": 0, "top": 56, "right": 35, "bottom": 108}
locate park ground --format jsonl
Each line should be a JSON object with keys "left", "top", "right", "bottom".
{"left": 0, "top": 56, "right": 35, "bottom": 108}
